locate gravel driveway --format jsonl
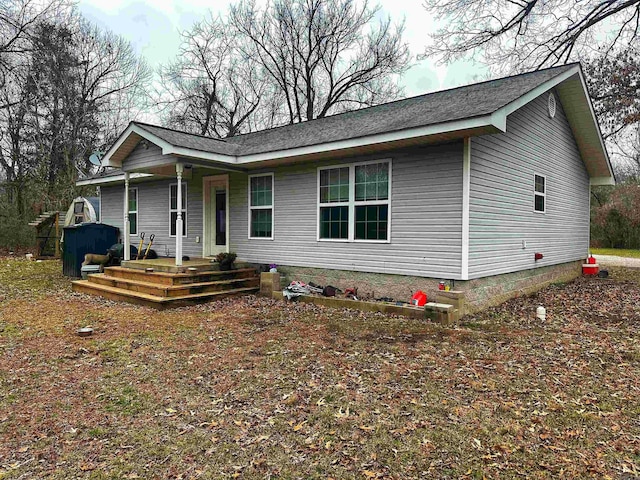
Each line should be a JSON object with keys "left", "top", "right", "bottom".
{"left": 594, "top": 254, "right": 640, "bottom": 268}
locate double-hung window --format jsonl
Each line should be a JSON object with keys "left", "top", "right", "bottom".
{"left": 170, "top": 183, "right": 187, "bottom": 237}
{"left": 128, "top": 187, "right": 138, "bottom": 235}
{"left": 534, "top": 174, "right": 546, "bottom": 213}
{"left": 318, "top": 160, "right": 391, "bottom": 242}
{"left": 248, "top": 173, "right": 274, "bottom": 239}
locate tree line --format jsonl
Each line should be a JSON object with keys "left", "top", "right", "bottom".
{"left": 0, "top": 0, "right": 150, "bottom": 247}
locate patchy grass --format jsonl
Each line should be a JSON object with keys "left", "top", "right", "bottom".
{"left": 0, "top": 258, "right": 639, "bottom": 479}
{"left": 591, "top": 247, "right": 640, "bottom": 258}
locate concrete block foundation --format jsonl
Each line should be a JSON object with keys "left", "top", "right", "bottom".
{"left": 277, "top": 261, "right": 582, "bottom": 315}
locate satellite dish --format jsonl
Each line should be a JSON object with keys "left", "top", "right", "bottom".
{"left": 88, "top": 152, "right": 103, "bottom": 167}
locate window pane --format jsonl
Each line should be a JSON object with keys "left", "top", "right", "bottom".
{"left": 535, "top": 194, "right": 545, "bottom": 212}
{"left": 355, "top": 162, "right": 389, "bottom": 201}
{"left": 355, "top": 205, "right": 388, "bottom": 240}
{"left": 170, "top": 185, "right": 177, "bottom": 210}
{"left": 319, "top": 206, "right": 348, "bottom": 239}
{"left": 250, "top": 176, "right": 272, "bottom": 207}
{"left": 319, "top": 167, "right": 349, "bottom": 203}
{"left": 320, "top": 186, "right": 329, "bottom": 203}
{"left": 129, "top": 213, "right": 137, "bottom": 235}
{"left": 535, "top": 175, "right": 545, "bottom": 194}
{"left": 251, "top": 209, "right": 273, "bottom": 237}
{"left": 128, "top": 189, "right": 137, "bottom": 211}
{"left": 171, "top": 211, "right": 187, "bottom": 236}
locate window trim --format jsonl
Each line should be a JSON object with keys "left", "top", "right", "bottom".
{"left": 534, "top": 173, "right": 546, "bottom": 214}
{"left": 169, "top": 182, "right": 188, "bottom": 238}
{"left": 317, "top": 159, "right": 392, "bottom": 243}
{"left": 128, "top": 187, "right": 138, "bottom": 236}
{"left": 247, "top": 172, "right": 274, "bottom": 240}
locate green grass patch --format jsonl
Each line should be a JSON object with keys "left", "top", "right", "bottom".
{"left": 591, "top": 247, "right": 640, "bottom": 258}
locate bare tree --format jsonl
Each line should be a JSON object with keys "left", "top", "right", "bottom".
{"left": 0, "top": 9, "right": 150, "bottom": 216}
{"left": 230, "top": 0, "right": 411, "bottom": 124}
{"left": 0, "top": 0, "right": 68, "bottom": 93}
{"left": 422, "top": 0, "right": 640, "bottom": 73}
{"left": 158, "top": 14, "right": 276, "bottom": 138}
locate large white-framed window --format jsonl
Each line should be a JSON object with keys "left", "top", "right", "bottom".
{"left": 534, "top": 174, "right": 546, "bottom": 213}
{"left": 170, "top": 182, "right": 187, "bottom": 237}
{"left": 318, "top": 159, "right": 391, "bottom": 243}
{"left": 248, "top": 173, "right": 274, "bottom": 240}
{"left": 128, "top": 187, "right": 138, "bottom": 236}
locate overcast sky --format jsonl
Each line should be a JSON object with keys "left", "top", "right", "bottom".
{"left": 78, "top": 0, "right": 487, "bottom": 99}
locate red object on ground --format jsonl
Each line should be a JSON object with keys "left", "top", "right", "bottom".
{"left": 438, "top": 281, "right": 446, "bottom": 291}
{"left": 582, "top": 263, "right": 600, "bottom": 275}
{"left": 412, "top": 291, "right": 427, "bottom": 307}
{"left": 587, "top": 255, "right": 597, "bottom": 264}
{"left": 535, "top": 252, "right": 544, "bottom": 261}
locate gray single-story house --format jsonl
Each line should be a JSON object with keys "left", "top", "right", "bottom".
{"left": 78, "top": 63, "right": 614, "bottom": 308}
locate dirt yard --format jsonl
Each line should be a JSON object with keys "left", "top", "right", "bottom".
{"left": 0, "top": 259, "right": 639, "bottom": 479}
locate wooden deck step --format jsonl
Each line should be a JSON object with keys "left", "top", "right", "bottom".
{"left": 88, "top": 273, "right": 259, "bottom": 298}
{"left": 103, "top": 266, "right": 258, "bottom": 286}
{"left": 72, "top": 280, "right": 259, "bottom": 310}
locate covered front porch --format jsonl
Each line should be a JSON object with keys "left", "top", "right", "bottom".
{"left": 120, "top": 159, "right": 237, "bottom": 267}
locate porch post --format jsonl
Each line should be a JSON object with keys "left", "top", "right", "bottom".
{"left": 175, "top": 163, "right": 184, "bottom": 266}
{"left": 123, "top": 172, "right": 130, "bottom": 261}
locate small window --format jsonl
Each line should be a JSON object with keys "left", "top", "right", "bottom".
{"left": 170, "top": 183, "right": 187, "bottom": 237}
{"left": 248, "top": 174, "right": 274, "bottom": 239}
{"left": 318, "top": 160, "right": 391, "bottom": 242}
{"left": 73, "top": 201, "right": 84, "bottom": 224}
{"left": 128, "top": 188, "right": 138, "bottom": 235}
{"left": 534, "top": 174, "right": 546, "bottom": 213}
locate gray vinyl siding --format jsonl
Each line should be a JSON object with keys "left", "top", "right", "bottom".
{"left": 99, "top": 143, "right": 464, "bottom": 277}
{"left": 122, "top": 143, "right": 166, "bottom": 171}
{"left": 468, "top": 91, "right": 590, "bottom": 278}
{"left": 229, "top": 143, "right": 464, "bottom": 279}
{"left": 100, "top": 172, "right": 205, "bottom": 259}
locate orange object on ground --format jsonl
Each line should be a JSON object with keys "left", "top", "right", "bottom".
{"left": 411, "top": 291, "right": 427, "bottom": 306}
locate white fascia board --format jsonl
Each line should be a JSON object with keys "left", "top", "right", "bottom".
{"left": 235, "top": 115, "right": 498, "bottom": 164}
{"left": 104, "top": 115, "right": 501, "bottom": 170}
{"left": 500, "top": 65, "right": 581, "bottom": 117}
{"left": 102, "top": 124, "right": 238, "bottom": 168}
{"left": 101, "top": 123, "right": 139, "bottom": 168}
{"left": 76, "top": 172, "right": 154, "bottom": 186}
{"left": 163, "top": 145, "right": 237, "bottom": 164}
{"left": 590, "top": 176, "right": 616, "bottom": 186}
{"left": 575, "top": 69, "right": 615, "bottom": 180}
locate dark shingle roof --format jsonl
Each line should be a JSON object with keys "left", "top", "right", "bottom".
{"left": 134, "top": 123, "right": 242, "bottom": 156}
{"left": 132, "top": 64, "right": 578, "bottom": 158}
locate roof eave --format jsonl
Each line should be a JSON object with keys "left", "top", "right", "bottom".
{"left": 76, "top": 172, "right": 154, "bottom": 186}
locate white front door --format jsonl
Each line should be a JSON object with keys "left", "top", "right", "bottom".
{"left": 204, "top": 175, "right": 229, "bottom": 257}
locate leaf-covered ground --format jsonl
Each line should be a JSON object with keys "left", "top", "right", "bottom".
{"left": 0, "top": 259, "right": 639, "bottom": 479}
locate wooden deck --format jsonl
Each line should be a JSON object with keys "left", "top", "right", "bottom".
{"left": 121, "top": 257, "right": 221, "bottom": 273}
{"left": 72, "top": 262, "right": 259, "bottom": 309}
